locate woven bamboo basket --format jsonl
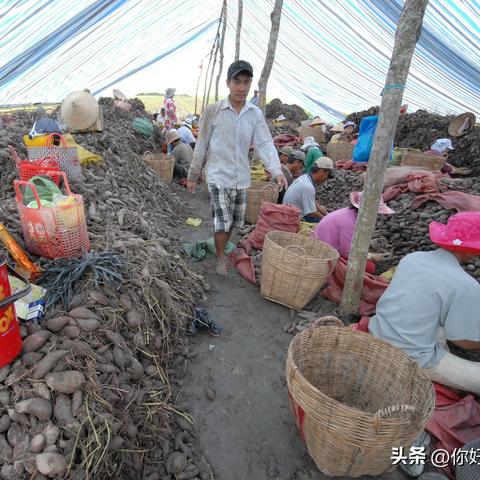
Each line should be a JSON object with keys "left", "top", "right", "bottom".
{"left": 298, "top": 124, "right": 326, "bottom": 143}
{"left": 245, "top": 181, "right": 280, "bottom": 224}
{"left": 260, "top": 232, "right": 339, "bottom": 309}
{"left": 143, "top": 151, "right": 175, "bottom": 183}
{"left": 326, "top": 143, "right": 355, "bottom": 161}
{"left": 400, "top": 152, "right": 445, "bottom": 171}
{"left": 286, "top": 326, "right": 435, "bottom": 477}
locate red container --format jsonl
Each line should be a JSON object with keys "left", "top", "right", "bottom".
{"left": 0, "top": 253, "right": 31, "bottom": 368}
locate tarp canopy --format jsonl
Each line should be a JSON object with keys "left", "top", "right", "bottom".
{"left": 1, "top": 0, "right": 479, "bottom": 122}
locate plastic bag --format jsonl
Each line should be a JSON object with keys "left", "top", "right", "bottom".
{"left": 353, "top": 115, "right": 378, "bottom": 163}
{"left": 22, "top": 176, "right": 62, "bottom": 205}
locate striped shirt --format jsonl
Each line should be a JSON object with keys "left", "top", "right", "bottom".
{"left": 188, "top": 98, "right": 282, "bottom": 189}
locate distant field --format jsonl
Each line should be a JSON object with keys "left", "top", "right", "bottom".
{"left": 137, "top": 94, "right": 206, "bottom": 119}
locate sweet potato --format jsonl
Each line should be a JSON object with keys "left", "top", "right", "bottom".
{"left": 72, "top": 390, "right": 83, "bottom": 415}
{"left": 30, "top": 434, "right": 46, "bottom": 453}
{"left": 0, "top": 415, "right": 11, "bottom": 433}
{"left": 89, "top": 291, "right": 109, "bottom": 306}
{"left": 62, "top": 325, "right": 81, "bottom": 339}
{"left": 35, "top": 452, "right": 67, "bottom": 477}
{"left": 43, "top": 424, "right": 60, "bottom": 446}
{"left": 15, "top": 398, "right": 52, "bottom": 421}
{"left": 54, "top": 394, "right": 74, "bottom": 425}
{"left": 119, "top": 293, "right": 132, "bottom": 311}
{"left": 45, "top": 316, "right": 71, "bottom": 333}
{"left": 45, "top": 371, "right": 85, "bottom": 394}
{"left": 32, "top": 350, "right": 69, "bottom": 380}
{"left": 75, "top": 318, "right": 100, "bottom": 333}
{"left": 127, "top": 309, "right": 142, "bottom": 328}
{"left": 21, "top": 351, "right": 43, "bottom": 367}
{"left": 166, "top": 452, "right": 187, "bottom": 474}
{"left": 22, "top": 331, "right": 50, "bottom": 353}
{"left": 69, "top": 307, "right": 100, "bottom": 321}
{"left": 127, "top": 358, "right": 144, "bottom": 380}
{"left": 32, "top": 383, "right": 51, "bottom": 401}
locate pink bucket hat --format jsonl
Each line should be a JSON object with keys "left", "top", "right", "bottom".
{"left": 349, "top": 191, "right": 395, "bottom": 215}
{"left": 429, "top": 211, "right": 480, "bottom": 254}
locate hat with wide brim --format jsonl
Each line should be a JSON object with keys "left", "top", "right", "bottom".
{"left": 448, "top": 112, "right": 476, "bottom": 137}
{"left": 61, "top": 91, "right": 99, "bottom": 130}
{"left": 429, "top": 211, "right": 480, "bottom": 254}
{"left": 331, "top": 122, "right": 345, "bottom": 133}
{"left": 113, "top": 88, "right": 128, "bottom": 101}
{"left": 309, "top": 117, "right": 327, "bottom": 127}
{"left": 166, "top": 129, "right": 181, "bottom": 145}
{"left": 279, "top": 145, "right": 294, "bottom": 156}
{"left": 350, "top": 191, "right": 395, "bottom": 215}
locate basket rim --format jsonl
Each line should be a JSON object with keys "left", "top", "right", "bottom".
{"left": 264, "top": 231, "right": 340, "bottom": 262}
{"left": 286, "top": 326, "right": 435, "bottom": 423}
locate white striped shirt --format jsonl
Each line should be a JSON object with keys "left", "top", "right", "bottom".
{"left": 188, "top": 98, "right": 282, "bottom": 189}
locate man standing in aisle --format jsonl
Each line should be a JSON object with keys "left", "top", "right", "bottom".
{"left": 187, "top": 60, "right": 288, "bottom": 275}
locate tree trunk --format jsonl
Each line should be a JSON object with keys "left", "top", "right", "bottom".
{"left": 258, "top": 0, "right": 283, "bottom": 113}
{"left": 235, "top": 0, "right": 243, "bottom": 61}
{"left": 194, "top": 60, "right": 203, "bottom": 116}
{"left": 201, "top": 5, "right": 223, "bottom": 112}
{"left": 340, "top": 0, "right": 429, "bottom": 315}
{"left": 215, "top": 0, "right": 228, "bottom": 102}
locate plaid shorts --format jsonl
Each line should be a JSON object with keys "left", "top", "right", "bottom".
{"left": 208, "top": 185, "right": 247, "bottom": 233}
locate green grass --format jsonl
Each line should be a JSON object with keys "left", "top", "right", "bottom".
{"left": 136, "top": 94, "right": 206, "bottom": 118}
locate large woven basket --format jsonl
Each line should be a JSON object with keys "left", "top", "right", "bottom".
{"left": 298, "top": 124, "right": 325, "bottom": 144}
{"left": 326, "top": 143, "right": 355, "bottom": 161}
{"left": 144, "top": 151, "right": 175, "bottom": 183}
{"left": 260, "top": 232, "right": 339, "bottom": 309}
{"left": 286, "top": 326, "right": 435, "bottom": 477}
{"left": 245, "top": 181, "right": 280, "bottom": 224}
{"left": 400, "top": 152, "right": 445, "bottom": 171}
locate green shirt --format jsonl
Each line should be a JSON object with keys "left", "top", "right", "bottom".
{"left": 304, "top": 147, "right": 323, "bottom": 173}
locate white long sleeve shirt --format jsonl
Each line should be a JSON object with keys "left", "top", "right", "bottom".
{"left": 188, "top": 98, "right": 281, "bottom": 189}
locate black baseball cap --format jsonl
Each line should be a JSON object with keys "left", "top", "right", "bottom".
{"left": 227, "top": 60, "right": 254, "bottom": 79}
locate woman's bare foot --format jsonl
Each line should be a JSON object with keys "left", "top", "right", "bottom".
{"left": 216, "top": 257, "right": 228, "bottom": 276}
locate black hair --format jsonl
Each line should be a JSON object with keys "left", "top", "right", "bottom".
{"left": 287, "top": 156, "right": 303, "bottom": 165}
{"left": 311, "top": 166, "right": 331, "bottom": 176}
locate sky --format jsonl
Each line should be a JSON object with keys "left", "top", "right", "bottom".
{"left": 0, "top": 0, "right": 479, "bottom": 122}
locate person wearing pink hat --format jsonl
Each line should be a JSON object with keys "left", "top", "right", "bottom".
{"left": 370, "top": 211, "right": 480, "bottom": 395}
{"left": 311, "top": 191, "right": 394, "bottom": 273}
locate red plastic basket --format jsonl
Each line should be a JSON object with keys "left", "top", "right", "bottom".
{"left": 19, "top": 157, "right": 61, "bottom": 184}
{"left": 14, "top": 171, "right": 90, "bottom": 259}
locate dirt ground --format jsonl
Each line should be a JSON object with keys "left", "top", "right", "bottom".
{"left": 175, "top": 187, "right": 407, "bottom": 480}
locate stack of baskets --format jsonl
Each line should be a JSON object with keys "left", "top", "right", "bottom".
{"left": 245, "top": 181, "right": 280, "bottom": 224}
{"left": 144, "top": 151, "right": 175, "bottom": 184}
{"left": 400, "top": 152, "right": 446, "bottom": 171}
{"left": 14, "top": 172, "right": 90, "bottom": 259}
{"left": 326, "top": 143, "right": 355, "bottom": 161}
{"left": 286, "top": 325, "right": 435, "bottom": 477}
{"left": 260, "top": 231, "right": 339, "bottom": 309}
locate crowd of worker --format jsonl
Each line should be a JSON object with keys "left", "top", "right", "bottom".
{"left": 157, "top": 62, "right": 480, "bottom": 424}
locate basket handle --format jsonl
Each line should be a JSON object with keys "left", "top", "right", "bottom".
{"left": 262, "top": 183, "right": 278, "bottom": 191}
{"left": 14, "top": 179, "right": 43, "bottom": 209}
{"left": 143, "top": 151, "right": 152, "bottom": 158}
{"left": 312, "top": 316, "right": 344, "bottom": 328}
{"left": 284, "top": 245, "right": 307, "bottom": 257}
{"left": 373, "top": 404, "right": 417, "bottom": 433}
{"left": 46, "top": 171, "right": 71, "bottom": 195}
{"left": 46, "top": 133, "right": 67, "bottom": 147}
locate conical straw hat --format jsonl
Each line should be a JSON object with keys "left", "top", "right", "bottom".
{"left": 61, "top": 91, "right": 99, "bottom": 130}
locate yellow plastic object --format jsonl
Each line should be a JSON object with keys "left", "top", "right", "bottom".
{"left": 298, "top": 221, "right": 317, "bottom": 236}
{"left": 23, "top": 134, "right": 49, "bottom": 147}
{"left": 251, "top": 165, "right": 268, "bottom": 181}
{"left": 185, "top": 217, "right": 202, "bottom": 227}
{"left": 380, "top": 266, "right": 397, "bottom": 282}
{"left": 0, "top": 223, "right": 42, "bottom": 281}
{"left": 63, "top": 133, "right": 103, "bottom": 165}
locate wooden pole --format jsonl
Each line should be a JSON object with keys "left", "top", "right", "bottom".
{"left": 258, "top": 0, "right": 283, "bottom": 113}
{"left": 194, "top": 60, "right": 203, "bottom": 116}
{"left": 201, "top": 6, "right": 223, "bottom": 112}
{"left": 235, "top": 0, "right": 243, "bottom": 61}
{"left": 340, "top": 0, "right": 429, "bottom": 315}
{"left": 215, "top": 0, "right": 228, "bottom": 102}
